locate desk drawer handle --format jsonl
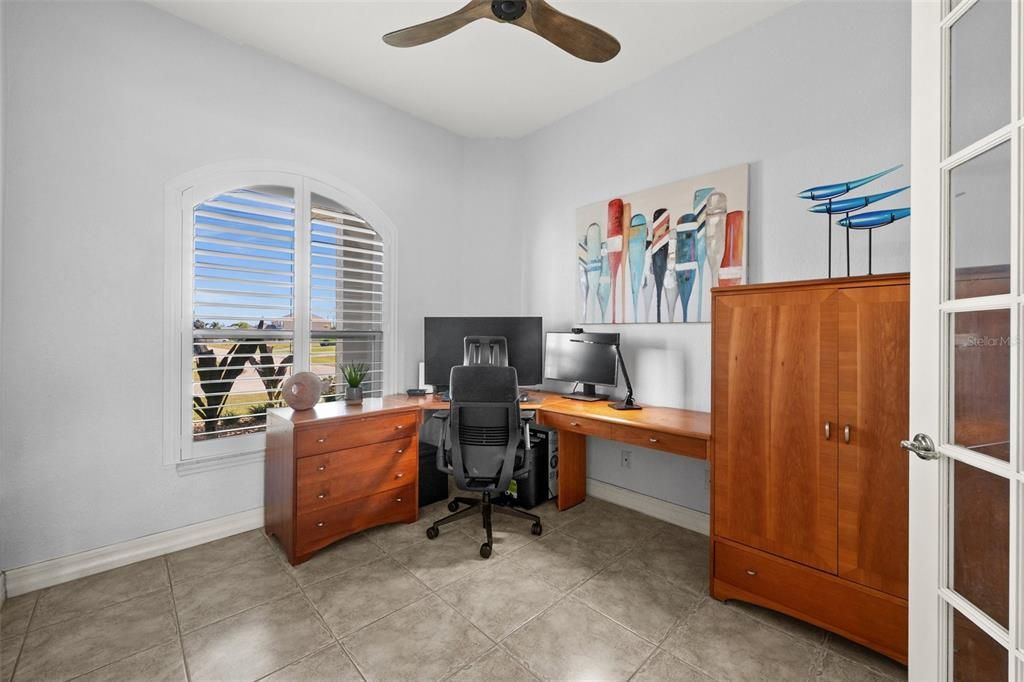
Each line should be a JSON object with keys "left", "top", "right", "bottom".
{"left": 317, "top": 492, "right": 328, "bottom": 500}
{"left": 648, "top": 437, "right": 658, "bottom": 444}
{"left": 746, "top": 569, "right": 757, "bottom": 576}
{"left": 570, "top": 421, "right": 581, "bottom": 427}
{"left": 317, "top": 464, "right": 327, "bottom": 472}
{"left": 395, "top": 472, "right": 405, "bottom": 479}
{"left": 316, "top": 436, "right": 328, "bottom": 444}
{"left": 316, "top": 521, "right": 326, "bottom": 528}
{"left": 395, "top": 424, "right": 406, "bottom": 430}
{"left": 397, "top": 448, "right": 405, "bottom": 454}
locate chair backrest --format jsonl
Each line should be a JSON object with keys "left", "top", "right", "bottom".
{"left": 443, "top": 364, "right": 521, "bottom": 493}
{"left": 463, "top": 336, "right": 508, "bottom": 367}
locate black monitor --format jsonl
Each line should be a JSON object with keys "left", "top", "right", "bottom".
{"left": 544, "top": 331, "right": 619, "bottom": 401}
{"left": 423, "top": 317, "right": 543, "bottom": 387}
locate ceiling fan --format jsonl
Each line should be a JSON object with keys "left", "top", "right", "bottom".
{"left": 383, "top": 0, "right": 621, "bottom": 63}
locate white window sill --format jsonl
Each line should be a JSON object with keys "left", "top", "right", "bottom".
{"left": 175, "top": 449, "right": 265, "bottom": 476}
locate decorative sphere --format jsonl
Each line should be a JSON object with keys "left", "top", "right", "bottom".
{"left": 281, "top": 372, "right": 323, "bottom": 411}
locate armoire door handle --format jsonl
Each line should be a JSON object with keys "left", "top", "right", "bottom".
{"left": 824, "top": 421, "right": 832, "bottom": 440}
{"left": 843, "top": 424, "right": 851, "bottom": 444}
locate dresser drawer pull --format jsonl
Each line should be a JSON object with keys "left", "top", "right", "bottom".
{"left": 397, "top": 448, "right": 405, "bottom": 454}
{"left": 316, "top": 521, "right": 326, "bottom": 528}
{"left": 746, "top": 569, "right": 757, "bottom": 576}
{"left": 317, "top": 464, "right": 327, "bottom": 472}
{"left": 317, "top": 492, "right": 328, "bottom": 500}
{"left": 570, "top": 421, "right": 580, "bottom": 427}
{"left": 395, "top": 497, "right": 403, "bottom": 503}
{"left": 317, "top": 437, "right": 328, "bottom": 444}
{"left": 395, "top": 472, "right": 405, "bottom": 479}
{"left": 395, "top": 424, "right": 406, "bottom": 431}
{"left": 648, "top": 437, "right": 658, "bottom": 444}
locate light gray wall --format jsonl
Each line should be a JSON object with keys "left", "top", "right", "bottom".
{"left": 0, "top": 1, "right": 519, "bottom": 570}
{"left": 0, "top": 0, "right": 915, "bottom": 570}
{"left": 520, "top": 0, "right": 912, "bottom": 512}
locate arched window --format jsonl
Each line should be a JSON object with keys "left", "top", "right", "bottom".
{"left": 166, "top": 168, "right": 393, "bottom": 465}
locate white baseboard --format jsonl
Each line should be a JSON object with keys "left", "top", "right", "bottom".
{"left": 586, "top": 478, "right": 709, "bottom": 536}
{"left": 3, "top": 508, "right": 264, "bottom": 597}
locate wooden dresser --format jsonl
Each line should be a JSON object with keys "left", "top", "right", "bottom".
{"left": 711, "top": 274, "right": 910, "bottom": 662}
{"left": 265, "top": 399, "right": 422, "bottom": 565}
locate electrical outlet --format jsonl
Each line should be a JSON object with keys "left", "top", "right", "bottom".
{"left": 621, "top": 450, "right": 632, "bottom": 469}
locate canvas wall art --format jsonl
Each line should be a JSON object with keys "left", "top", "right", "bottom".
{"left": 576, "top": 163, "right": 749, "bottom": 324}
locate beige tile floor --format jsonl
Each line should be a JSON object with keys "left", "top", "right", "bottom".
{"left": 0, "top": 497, "right": 909, "bottom": 682}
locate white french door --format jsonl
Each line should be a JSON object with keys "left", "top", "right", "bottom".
{"left": 909, "top": 0, "right": 1022, "bottom": 679}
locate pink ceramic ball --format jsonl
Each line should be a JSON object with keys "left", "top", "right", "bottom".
{"left": 281, "top": 371, "right": 323, "bottom": 411}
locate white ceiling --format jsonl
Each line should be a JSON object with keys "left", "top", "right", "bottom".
{"left": 150, "top": 1, "right": 795, "bottom": 138}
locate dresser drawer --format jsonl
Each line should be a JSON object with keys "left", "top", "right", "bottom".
{"left": 714, "top": 540, "right": 907, "bottom": 662}
{"left": 297, "top": 443, "right": 417, "bottom": 512}
{"left": 296, "top": 411, "right": 418, "bottom": 456}
{"left": 297, "top": 484, "right": 416, "bottom": 551}
{"left": 297, "top": 437, "right": 415, "bottom": 481}
{"left": 610, "top": 424, "right": 707, "bottom": 458}
{"left": 539, "top": 411, "right": 612, "bottom": 439}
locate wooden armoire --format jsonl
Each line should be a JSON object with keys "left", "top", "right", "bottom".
{"left": 710, "top": 274, "right": 910, "bottom": 663}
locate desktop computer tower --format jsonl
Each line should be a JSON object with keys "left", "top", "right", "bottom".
{"left": 503, "top": 425, "right": 558, "bottom": 509}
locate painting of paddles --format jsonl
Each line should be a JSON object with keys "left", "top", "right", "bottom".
{"left": 576, "top": 163, "right": 748, "bottom": 324}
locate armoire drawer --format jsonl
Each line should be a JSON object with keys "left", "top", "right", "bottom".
{"left": 296, "top": 483, "right": 416, "bottom": 552}
{"left": 296, "top": 444, "right": 417, "bottom": 513}
{"left": 714, "top": 539, "right": 907, "bottom": 663}
{"left": 296, "top": 411, "right": 418, "bottom": 456}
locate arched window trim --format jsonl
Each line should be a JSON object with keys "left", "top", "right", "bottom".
{"left": 163, "top": 161, "right": 399, "bottom": 470}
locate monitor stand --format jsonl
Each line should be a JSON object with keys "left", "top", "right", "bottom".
{"left": 567, "top": 383, "right": 606, "bottom": 402}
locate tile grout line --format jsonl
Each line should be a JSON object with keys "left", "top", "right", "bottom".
{"left": 163, "top": 556, "right": 193, "bottom": 682}
{"left": 6, "top": 590, "right": 40, "bottom": 682}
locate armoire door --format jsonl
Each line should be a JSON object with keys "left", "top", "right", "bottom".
{"left": 836, "top": 284, "right": 910, "bottom": 598}
{"left": 713, "top": 287, "right": 838, "bottom": 573}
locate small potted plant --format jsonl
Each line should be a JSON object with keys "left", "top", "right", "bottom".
{"left": 341, "top": 363, "right": 369, "bottom": 405}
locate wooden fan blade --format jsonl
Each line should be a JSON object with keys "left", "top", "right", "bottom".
{"left": 383, "top": 1, "right": 492, "bottom": 48}
{"left": 519, "top": 0, "right": 620, "bottom": 63}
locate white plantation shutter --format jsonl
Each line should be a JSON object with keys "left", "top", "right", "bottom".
{"left": 191, "top": 187, "right": 297, "bottom": 442}
{"left": 309, "top": 198, "right": 385, "bottom": 399}
{"left": 185, "top": 182, "right": 387, "bottom": 451}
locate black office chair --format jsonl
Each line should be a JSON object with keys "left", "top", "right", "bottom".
{"left": 426, "top": 364, "right": 542, "bottom": 558}
{"left": 463, "top": 335, "right": 508, "bottom": 367}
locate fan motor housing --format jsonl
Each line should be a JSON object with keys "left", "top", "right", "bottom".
{"left": 491, "top": 0, "right": 527, "bottom": 22}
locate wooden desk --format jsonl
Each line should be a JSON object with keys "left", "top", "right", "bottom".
{"left": 533, "top": 398, "right": 711, "bottom": 510}
{"left": 388, "top": 391, "right": 711, "bottom": 511}
{"left": 267, "top": 392, "right": 710, "bottom": 564}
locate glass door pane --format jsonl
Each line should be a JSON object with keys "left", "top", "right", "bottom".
{"left": 949, "top": 309, "right": 1012, "bottom": 459}
{"left": 950, "top": 460, "right": 1010, "bottom": 627}
{"left": 952, "top": 607, "right": 1008, "bottom": 681}
{"left": 949, "top": 141, "right": 1012, "bottom": 299}
{"left": 949, "top": 0, "right": 1012, "bottom": 153}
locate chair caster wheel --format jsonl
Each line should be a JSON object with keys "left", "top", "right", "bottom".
{"left": 479, "top": 543, "right": 492, "bottom": 559}
{"left": 426, "top": 526, "right": 439, "bottom": 540}
{"left": 447, "top": 501, "right": 459, "bottom": 512}
{"left": 531, "top": 522, "right": 543, "bottom": 536}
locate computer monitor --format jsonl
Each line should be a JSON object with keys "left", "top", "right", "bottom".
{"left": 423, "top": 317, "right": 543, "bottom": 388}
{"left": 544, "top": 331, "right": 619, "bottom": 401}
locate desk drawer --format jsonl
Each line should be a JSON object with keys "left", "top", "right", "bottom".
{"left": 610, "top": 424, "right": 707, "bottom": 458}
{"left": 297, "top": 443, "right": 417, "bottom": 512}
{"left": 297, "top": 437, "right": 414, "bottom": 481}
{"left": 296, "top": 411, "right": 418, "bottom": 456}
{"left": 714, "top": 540, "right": 907, "bottom": 662}
{"left": 540, "top": 411, "right": 612, "bottom": 439}
{"left": 297, "top": 484, "right": 416, "bottom": 551}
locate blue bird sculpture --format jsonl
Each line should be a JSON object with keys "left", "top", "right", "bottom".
{"left": 797, "top": 165, "right": 902, "bottom": 201}
{"left": 809, "top": 186, "right": 909, "bottom": 214}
